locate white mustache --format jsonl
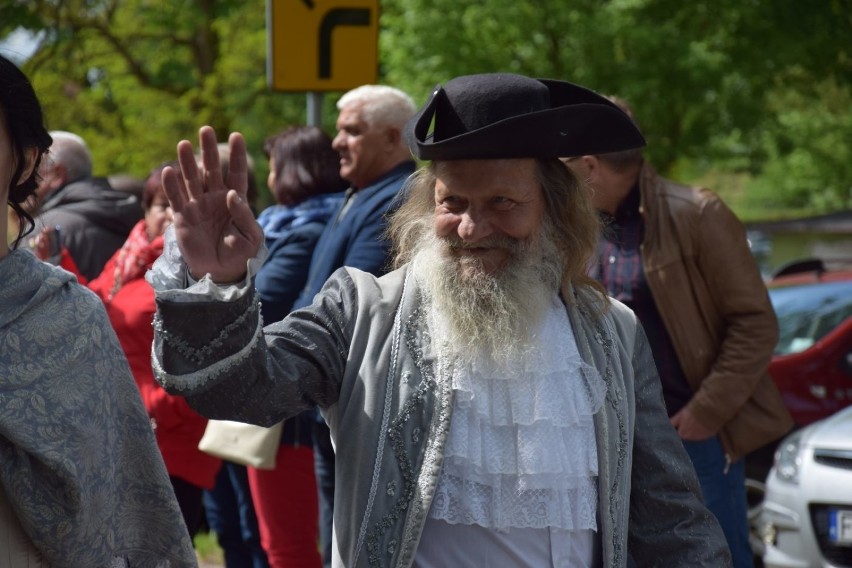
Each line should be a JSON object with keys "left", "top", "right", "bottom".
{"left": 442, "top": 236, "right": 521, "bottom": 251}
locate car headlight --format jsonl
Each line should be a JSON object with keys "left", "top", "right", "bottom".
{"left": 773, "top": 430, "right": 804, "bottom": 485}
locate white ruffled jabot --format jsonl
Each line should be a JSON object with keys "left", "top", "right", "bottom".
{"left": 428, "top": 295, "right": 607, "bottom": 532}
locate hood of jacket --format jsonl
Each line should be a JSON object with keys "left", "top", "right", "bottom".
{"left": 39, "top": 176, "right": 142, "bottom": 235}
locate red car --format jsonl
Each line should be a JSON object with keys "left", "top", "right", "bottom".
{"left": 766, "top": 259, "right": 852, "bottom": 427}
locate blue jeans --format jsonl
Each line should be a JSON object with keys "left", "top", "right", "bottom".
{"left": 203, "top": 462, "right": 269, "bottom": 568}
{"left": 683, "top": 436, "right": 753, "bottom": 568}
{"left": 313, "top": 416, "right": 335, "bottom": 568}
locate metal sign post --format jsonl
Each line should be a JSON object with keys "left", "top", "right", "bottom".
{"left": 307, "top": 91, "right": 324, "bottom": 127}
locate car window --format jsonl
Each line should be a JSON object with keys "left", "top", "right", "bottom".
{"left": 769, "top": 280, "right": 852, "bottom": 355}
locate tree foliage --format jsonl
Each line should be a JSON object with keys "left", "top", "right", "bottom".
{"left": 2, "top": 0, "right": 850, "bottom": 215}
{"left": 1, "top": 0, "right": 317, "bottom": 206}
{"left": 382, "top": 0, "right": 851, "bottom": 215}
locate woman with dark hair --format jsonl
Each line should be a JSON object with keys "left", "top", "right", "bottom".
{"left": 0, "top": 54, "right": 195, "bottom": 566}
{"left": 256, "top": 125, "right": 347, "bottom": 320}
{"left": 251, "top": 125, "right": 345, "bottom": 568}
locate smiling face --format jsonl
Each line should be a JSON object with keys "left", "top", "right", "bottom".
{"left": 433, "top": 158, "right": 546, "bottom": 277}
{"left": 407, "top": 158, "right": 562, "bottom": 363}
{"left": 389, "top": 157, "right": 600, "bottom": 361}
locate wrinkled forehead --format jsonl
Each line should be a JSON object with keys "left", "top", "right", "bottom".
{"left": 433, "top": 158, "right": 539, "bottom": 190}
{"left": 434, "top": 158, "right": 542, "bottom": 209}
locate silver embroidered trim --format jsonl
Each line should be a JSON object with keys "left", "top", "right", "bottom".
{"left": 353, "top": 271, "right": 411, "bottom": 567}
{"left": 152, "top": 301, "right": 264, "bottom": 393}
{"left": 365, "top": 301, "right": 435, "bottom": 567}
{"left": 400, "top": 321, "right": 453, "bottom": 566}
{"left": 579, "top": 298, "right": 627, "bottom": 567}
{"left": 151, "top": 293, "right": 260, "bottom": 367}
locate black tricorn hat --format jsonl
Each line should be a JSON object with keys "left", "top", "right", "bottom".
{"left": 405, "top": 73, "right": 645, "bottom": 160}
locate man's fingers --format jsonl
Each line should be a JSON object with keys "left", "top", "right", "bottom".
{"left": 177, "top": 140, "right": 203, "bottom": 200}
{"left": 199, "top": 126, "right": 224, "bottom": 190}
{"left": 162, "top": 166, "right": 187, "bottom": 212}
{"left": 227, "top": 132, "right": 248, "bottom": 198}
{"left": 226, "top": 189, "right": 262, "bottom": 242}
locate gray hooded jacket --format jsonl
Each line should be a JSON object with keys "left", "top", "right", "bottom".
{"left": 35, "top": 176, "right": 142, "bottom": 280}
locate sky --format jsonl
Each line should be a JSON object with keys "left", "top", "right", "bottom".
{"left": 0, "top": 28, "right": 42, "bottom": 64}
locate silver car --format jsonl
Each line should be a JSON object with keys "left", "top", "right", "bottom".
{"left": 759, "top": 406, "right": 852, "bottom": 567}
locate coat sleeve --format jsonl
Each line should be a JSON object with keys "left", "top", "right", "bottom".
{"left": 687, "top": 193, "right": 779, "bottom": 431}
{"left": 627, "top": 323, "right": 733, "bottom": 567}
{"left": 152, "top": 268, "right": 357, "bottom": 426}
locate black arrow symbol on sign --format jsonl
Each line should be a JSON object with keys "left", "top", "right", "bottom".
{"left": 318, "top": 8, "right": 371, "bottom": 79}
{"left": 302, "top": 0, "right": 314, "bottom": 9}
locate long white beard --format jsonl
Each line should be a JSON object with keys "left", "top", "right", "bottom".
{"left": 411, "top": 224, "right": 564, "bottom": 365}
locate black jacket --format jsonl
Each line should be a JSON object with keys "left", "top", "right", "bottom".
{"left": 35, "top": 177, "right": 143, "bottom": 280}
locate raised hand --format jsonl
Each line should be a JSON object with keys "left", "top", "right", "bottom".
{"left": 162, "top": 126, "right": 263, "bottom": 283}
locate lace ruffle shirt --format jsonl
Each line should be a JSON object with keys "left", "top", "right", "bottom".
{"left": 428, "top": 295, "right": 607, "bottom": 532}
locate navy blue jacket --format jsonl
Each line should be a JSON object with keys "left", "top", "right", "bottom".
{"left": 256, "top": 193, "right": 345, "bottom": 323}
{"left": 256, "top": 221, "right": 326, "bottom": 323}
{"left": 292, "top": 161, "right": 416, "bottom": 310}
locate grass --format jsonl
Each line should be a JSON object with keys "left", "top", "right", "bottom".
{"left": 193, "top": 530, "right": 224, "bottom": 565}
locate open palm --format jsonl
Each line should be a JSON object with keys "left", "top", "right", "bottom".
{"left": 162, "top": 126, "right": 263, "bottom": 283}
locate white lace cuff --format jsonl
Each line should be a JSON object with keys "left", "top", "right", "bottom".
{"left": 146, "top": 225, "right": 268, "bottom": 303}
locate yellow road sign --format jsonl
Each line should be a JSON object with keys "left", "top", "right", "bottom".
{"left": 267, "top": 0, "right": 379, "bottom": 92}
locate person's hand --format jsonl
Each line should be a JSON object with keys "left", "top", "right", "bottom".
{"left": 670, "top": 406, "right": 716, "bottom": 441}
{"left": 163, "top": 126, "right": 263, "bottom": 283}
{"left": 29, "top": 226, "right": 60, "bottom": 261}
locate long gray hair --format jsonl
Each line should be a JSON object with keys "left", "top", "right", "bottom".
{"left": 387, "top": 158, "right": 606, "bottom": 301}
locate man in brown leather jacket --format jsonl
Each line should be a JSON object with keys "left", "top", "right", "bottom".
{"left": 565, "top": 99, "right": 793, "bottom": 568}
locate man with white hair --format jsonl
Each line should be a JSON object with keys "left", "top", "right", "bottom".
{"left": 149, "top": 73, "right": 731, "bottom": 567}
{"left": 32, "top": 131, "right": 141, "bottom": 279}
{"left": 296, "top": 84, "right": 416, "bottom": 305}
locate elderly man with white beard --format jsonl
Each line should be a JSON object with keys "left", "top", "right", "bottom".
{"left": 149, "top": 73, "right": 731, "bottom": 567}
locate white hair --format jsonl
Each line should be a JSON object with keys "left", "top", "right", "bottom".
{"left": 48, "top": 130, "right": 92, "bottom": 182}
{"left": 336, "top": 85, "right": 416, "bottom": 130}
{"left": 411, "top": 220, "right": 564, "bottom": 365}
{"left": 215, "top": 142, "right": 256, "bottom": 172}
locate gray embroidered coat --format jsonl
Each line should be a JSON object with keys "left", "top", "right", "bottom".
{"left": 152, "top": 263, "right": 731, "bottom": 568}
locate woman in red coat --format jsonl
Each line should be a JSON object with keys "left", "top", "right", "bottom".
{"left": 39, "top": 163, "right": 221, "bottom": 536}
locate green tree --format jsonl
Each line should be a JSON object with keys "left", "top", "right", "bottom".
{"left": 381, "top": 0, "right": 851, "bottom": 213}
{"left": 2, "top": 0, "right": 319, "bottom": 207}
{"left": 2, "top": 0, "right": 850, "bottom": 215}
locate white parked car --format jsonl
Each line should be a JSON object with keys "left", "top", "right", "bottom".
{"left": 759, "top": 406, "right": 852, "bottom": 567}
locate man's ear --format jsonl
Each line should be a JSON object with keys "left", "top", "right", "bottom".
{"left": 385, "top": 126, "right": 401, "bottom": 149}
{"left": 47, "top": 162, "right": 68, "bottom": 190}
{"left": 580, "top": 155, "right": 603, "bottom": 183}
{"left": 16, "top": 147, "right": 39, "bottom": 186}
